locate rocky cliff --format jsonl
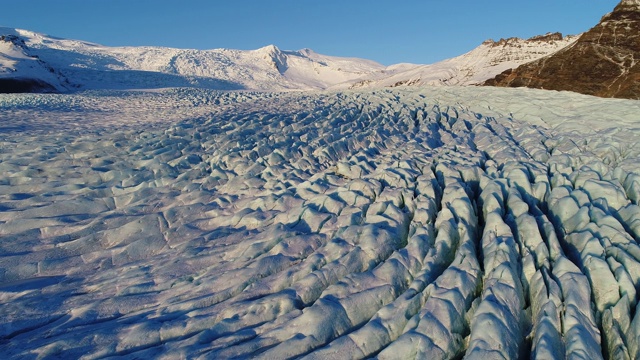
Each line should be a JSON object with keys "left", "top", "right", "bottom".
{"left": 484, "top": 0, "right": 640, "bottom": 99}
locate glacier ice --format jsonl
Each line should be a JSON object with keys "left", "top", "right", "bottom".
{"left": 0, "top": 87, "right": 639, "bottom": 359}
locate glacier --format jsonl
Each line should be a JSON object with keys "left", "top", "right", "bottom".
{"left": 1, "top": 86, "right": 640, "bottom": 359}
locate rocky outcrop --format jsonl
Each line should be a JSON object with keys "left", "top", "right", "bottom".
{"left": 0, "top": 78, "right": 57, "bottom": 93}
{"left": 1, "top": 32, "right": 69, "bottom": 93}
{"left": 482, "top": 32, "right": 565, "bottom": 48}
{"left": 346, "top": 33, "right": 578, "bottom": 89}
{"left": 484, "top": 0, "right": 640, "bottom": 100}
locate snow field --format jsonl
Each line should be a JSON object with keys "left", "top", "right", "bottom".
{"left": 0, "top": 87, "right": 640, "bottom": 359}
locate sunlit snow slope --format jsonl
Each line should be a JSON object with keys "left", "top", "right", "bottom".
{"left": 0, "top": 32, "right": 69, "bottom": 92}
{"left": 1, "top": 27, "right": 581, "bottom": 92}
{"left": 1, "top": 88, "right": 640, "bottom": 358}
{"left": 0, "top": 27, "right": 384, "bottom": 91}
{"left": 344, "top": 33, "right": 579, "bottom": 89}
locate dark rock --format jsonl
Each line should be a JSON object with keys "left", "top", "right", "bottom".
{"left": 484, "top": 0, "right": 640, "bottom": 100}
{"left": 482, "top": 33, "right": 567, "bottom": 48}
{"left": 0, "top": 78, "right": 57, "bottom": 93}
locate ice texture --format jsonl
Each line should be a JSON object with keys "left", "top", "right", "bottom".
{"left": 0, "top": 86, "right": 639, "bottom": 359}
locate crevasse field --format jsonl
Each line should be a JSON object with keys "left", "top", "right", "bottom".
{"left": 1, "top": 87, "right": 640, "bottom": 359}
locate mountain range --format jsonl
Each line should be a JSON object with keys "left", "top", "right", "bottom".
{"left": 344, "top": 33, "right": 578, "bottom": 89}
{"left": 0, "top": 26, "right": 577, "bottom": 94}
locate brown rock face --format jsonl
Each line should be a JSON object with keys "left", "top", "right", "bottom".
{"left": 484, "top": 0, "right": 640, "bottom": 99}
{"left": 482, "top": 32, "right": 567, "bottom": 48}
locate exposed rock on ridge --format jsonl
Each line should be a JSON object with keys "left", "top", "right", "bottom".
{"left": 345, "top": 33, "right": 578, "bottom": 89}
{"left": 484, "top": 0, "right": 640, "bottom": 100}
{"left": 0, "top": 33, "right": 69, "bottom": 93}
{"left": 482, "top": 32, "right": 565, "bottom": 47}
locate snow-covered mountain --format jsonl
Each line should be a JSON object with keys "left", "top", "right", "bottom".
{"left": 0, "top": 27, "right": 581, "bottom": 92}
{"left": 0, "top": 27, "right": 384, "bottom": 91}
{"left": 0, "top": 28, "right": 585, "bottom": 93}
{"left": 0, "top": 31, "right": 69, "bottom": 92}
{"left": 343, "top": 33, "right": 579, "bottom": 89}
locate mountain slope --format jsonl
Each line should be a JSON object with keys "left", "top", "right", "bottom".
{"left": 344, "top": 33, "right": 579, "bottom": 89}
{"left": 484, "top": 0, "right": 640, "bottom": 99}
{"left": 0, "top": 27, "right": 384, "bottom": 91}
{"left": 0, "top": 27, "right": 582, "bottom": 93}
{"left": 0, "top": 30, "right": 69, "bottom": 92}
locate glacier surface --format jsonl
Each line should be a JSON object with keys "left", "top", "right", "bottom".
{"left": 1, "top": 87, "right": 640, "bottom": 359}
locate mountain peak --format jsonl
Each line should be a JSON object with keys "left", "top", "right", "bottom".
{"left": 298, "top": 48, "right": 315, "bottom": 56}
{"left": 606, "top": 0, "right": 640, "bottom": 18}
{"left": 257, "top": 44, "right": 281, "bottom": 54}
{"left": 620, "top": 0, "right": 640, "bottom": 6}
{"left": 527, "top": 32, "right": 565, "bottom": 42}
{"left": 484, "top": 0, "right": 640, "bottom": 99}
{"left": 256, "top": 45, "right": 287, "bottom": 74}
{"left": 482, "top": 32, "right": 569, "bottom": 47}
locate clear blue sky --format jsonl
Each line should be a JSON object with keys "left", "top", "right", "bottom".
{"left": 0, "top": 0, "right": 620, "bottom": 65}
